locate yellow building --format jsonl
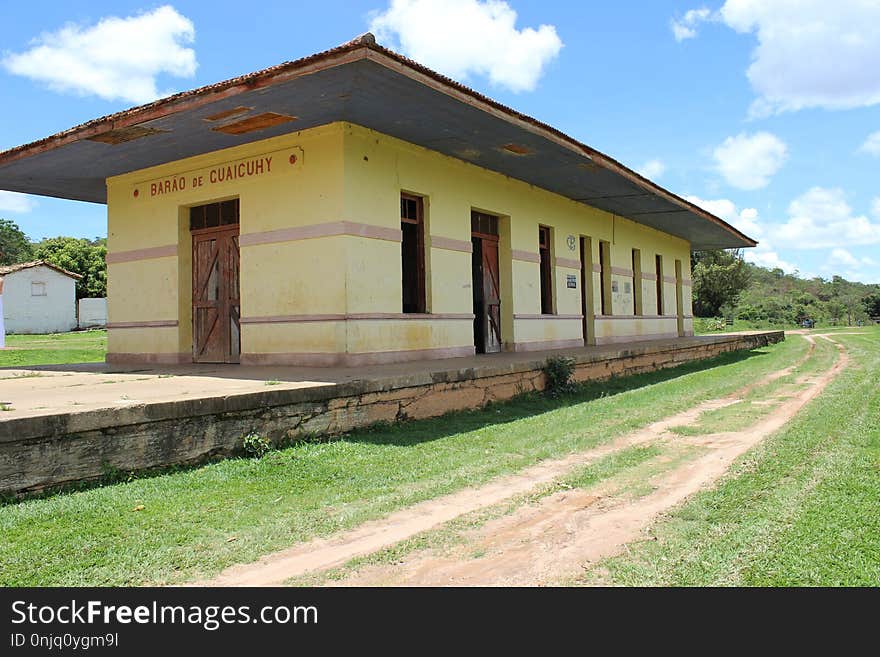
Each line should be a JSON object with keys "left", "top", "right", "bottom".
{"left": 0, "top": 34, "right": 754, "bottom": 366}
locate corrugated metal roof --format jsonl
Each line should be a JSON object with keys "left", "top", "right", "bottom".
{"left": 0, "top": 33, "right": 755, "bottom": 250}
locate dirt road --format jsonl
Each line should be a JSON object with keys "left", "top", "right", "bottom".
{"left": 205, "top": 334, "right": 846, "bottom": 587}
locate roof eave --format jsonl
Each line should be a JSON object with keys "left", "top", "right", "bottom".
{"left": 0, "top": 33, "right": 756, "bottom": 250}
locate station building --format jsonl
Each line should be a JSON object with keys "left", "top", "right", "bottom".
{"left": 0, "top": 34, "right": 755, "bottom": 366}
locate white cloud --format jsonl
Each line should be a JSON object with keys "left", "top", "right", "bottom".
{"left": 685, "top": 195, "right": 762, "bottom": 238}
{"left": 369, "top": 0, "right": 563, "bottom": 92}
{"left": 829, "top": 248, "right": 859, "bottom": 268}
{"left": 671, "top": 7, "right": 712, "bottom": 42}
{"left": 687, "top": 190, "right": 880, "bottom": 279}
{"left": 749, "top": 240, "right": 801, "bottom": 274}
{"left": 713, "top": 132, "right": 788, "bottom": 190}
{"left": 677, "top": 1, "right": 880, "bottom": 116}
{"left": 686, "top": 195, "right": 799, "bottom": 273}
{"left": 0, "top": 191, "right": 38, "bottom": 213}
{"left": 773, "top": 187, "right": 880, "bottom": 249}
{"left": 859, "top": 130, "right": 880, "bottom": 156}
{"left": 637, "top": 159, "right": 666, "bottom": 179}
{"left": 747, "top": 249, "right": 799, "bottom": 274}
{"left": 2, "top": 6, "right": 196, "bottom": 104}
{"left": 823, "top": 248, "right": 879, "bottom": 283}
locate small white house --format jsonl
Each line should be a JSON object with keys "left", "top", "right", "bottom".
{"left": 0, "top": 261, "right": 81, "bottom": 334}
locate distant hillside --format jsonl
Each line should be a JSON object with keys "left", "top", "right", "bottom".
{"left": 697, "top": 256, "right": 880, "bottom": 329}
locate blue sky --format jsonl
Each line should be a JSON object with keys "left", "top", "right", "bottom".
{"left": 1, "top": 1, "right": 878, "bottom": 282}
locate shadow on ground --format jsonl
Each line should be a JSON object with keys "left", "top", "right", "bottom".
{"left": 346, "top": 347, "right": 767, "bottom": 447}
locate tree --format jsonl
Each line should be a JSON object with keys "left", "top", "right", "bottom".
{"left": 33, "top": 237, "right": 107, "bottom": 298}
{"left": 691, "top": 249, "right": 751, "bottom": 317}
{"left": 863, "top": 291, "right": 880, "bottom": 318}
{"left": 0, "top": 218, "right": 33, "bottom": 265}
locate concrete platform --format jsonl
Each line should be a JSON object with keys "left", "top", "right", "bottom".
{"left": 0, "top": 331, "right": 784, "bottom": 495}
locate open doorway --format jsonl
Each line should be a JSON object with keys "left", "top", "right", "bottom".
{"left": 471, "top": 210, "right": 501, "bottom": 354}
{"left": 675, "top": 259, "right": 685, "bottom": 337}
{"left": 579, "top": 236, "right": 596, "bottom": 345}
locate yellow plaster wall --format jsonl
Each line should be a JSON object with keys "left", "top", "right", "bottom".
{"left": 344, "top": 237, "right": 403, "bottom": 314}
{"left": 243, "top": 321, "right": 346, "bottom": 355}
{"left": 106, "top": 124, "right": 346, "bottom": 359}
{"left": 243, "top": 238, "right": 348, "bottom": 316}
{"left": 108, "top": 326, "right": 180, "bottom": 355}
{"left": 341, "top": 123, "right": 693, "bottom": 350}
{"left": 345, "top": 319, "right": 474, "bottom": 355}
{"left": 512, "top": 318, "right": 582, "bottom": 346}
{"left": 105, "top": 120, "right": 695, "bottom": 362}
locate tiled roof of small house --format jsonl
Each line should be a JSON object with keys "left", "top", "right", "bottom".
{"left": 0, "top": 260, "right": 82, "bottom": 279}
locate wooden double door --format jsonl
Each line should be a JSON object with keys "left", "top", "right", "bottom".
{"left": 192, "top": 223, "right": 240, "bottom": 364}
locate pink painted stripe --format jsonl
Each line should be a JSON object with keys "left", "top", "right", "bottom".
{"left": 514, "top": 314, "right": 583, "bottom": 320}
{"left": 682, "top": 278, "right": 692, "bottom": 286}
{"left": 107, "top": 320, "right": 178, "bottom": 329}
{"left": 343, "top": 221, "right": 402, "bottom": 242}
{"left": 241, "top": 314, "right": 345, "bottom": 324}
{"left": 595, "top": 315, "right": 679, "bottom": 320}
{"left": 591, "top": 263, "right": 602, "bottom": 273}
{"left": 241, "top": 313, "right": 474, "bottom": 324}
{"left": 663, "top": 275, "right": 677, "bottom": 284}
{"left": 640, "top": 272, "right": 658, "bottom": 281}
{"left": 349, "top": 313, "right": 474, "bottom": 320}
{"left": 430, "top": 236, "right": 472, "bottom": 253}
{"left": 241, "top": 345, "right": 474, "bottom": 367}
{"left": 511, "top": 249, "right": 540, "bottom": 263}
{"left": 555, "top": 257, "right": 581, "bottom": 270}
{"left": 611, "top": 266, "right": 634, "bottom": 277}
{"left": 594, "top": 332, "right": 679, "bottom": 345}
{"left": 240, "top": 221, "right": 402, "bottom": 247}
{"left": 511, "top": 338, "right": 584, "bottom": 352}
{"left": 106, "top": 244, "right": 177, "bottom": 264}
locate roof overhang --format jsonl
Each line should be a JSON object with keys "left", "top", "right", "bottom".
{"left": 0, "top": 34, "right": 755, "bottom": 250}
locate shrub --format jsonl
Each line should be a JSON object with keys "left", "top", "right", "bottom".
{"left": 242, "top": 433, "right": 272, "bottom": 458}
{"left": 542, "top": 356, "right": 576, "bottom": 397}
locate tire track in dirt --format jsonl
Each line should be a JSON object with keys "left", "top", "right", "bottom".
{"left": 331, "top": 335, "right": 847, "bottom": 586}
{"left": 202, "top": 334, "right": 826, "bottom": 587}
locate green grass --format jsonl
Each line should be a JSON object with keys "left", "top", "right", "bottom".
{"left": 0, "top": 330, "right": 106, "bottom": 367}
{"left": 288, "top": 442, "right": 666, "bottom": 586}
{"left": 694, "top": 316, "right": 876, "bottom": 335}
{"left": 693, "top": 317, "right": 779, "bottom": 334}
{"left": 560, "top": 444, "right": 663, "bottom": 490}
{"left": 0, "top": 336, "right": 805, "bottom": 586}
{"left": 579, "top": 329, "right": 880, "bottom": 586}
{"left": 669, "top": 335, "right": 838, "bottom": 437}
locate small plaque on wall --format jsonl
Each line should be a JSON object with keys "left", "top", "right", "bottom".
{"left": 624, "top": 282, "right": 631, "bottom": 294}
{"left": 566, "top": 274, "right": 577, "bottom": 289}
{"left": 611, "top": 280, "right": 619, "bottom": 293}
